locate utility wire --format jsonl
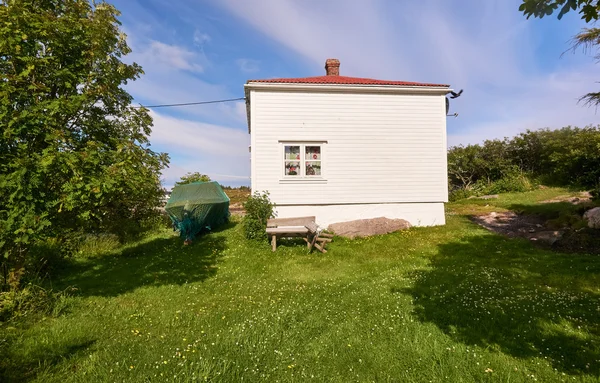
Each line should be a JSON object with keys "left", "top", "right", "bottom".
{"left": 134, "top": 97, "right": 245, "bottom": 109}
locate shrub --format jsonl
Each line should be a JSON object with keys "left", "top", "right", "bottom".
{"left": 482, "top": 173, "right": 533, "bottom": 194}
{"left": 448, "top": 188, "right": 474, "bottom": 202}
{"left": 447, "top": 125, "right": 600, "bottom": 193}
{"left": 242, "top": 192, "right": 275, "bottom": 240}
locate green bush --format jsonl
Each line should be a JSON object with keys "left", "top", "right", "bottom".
{"left": 242, "top": 192, "right": 275, "bottom": 241}
{"left": 481, "top": 173, "right": 533, "bottom": 194}
{"left": 448, "top": 188, "right": 474, "bottom": 202}
{"left": 447, "top": 125, "right": 600, "bottom": 194}
{"left": 449, "top": 173, "right": 534, "bottom": 201}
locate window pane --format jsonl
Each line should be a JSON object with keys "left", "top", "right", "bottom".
{"left": 305, "top": 161, "right": 321, "bottom": 176}
{"left": 284, "top": 146, "right": 300, "bottom": 160}
{"left": 306, "top": 146, "right": 321, "bottom": 161}
{"left": 285, "top": 161, "right": 300, "bottom": 176}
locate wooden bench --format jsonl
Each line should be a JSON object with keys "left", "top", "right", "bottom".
{"left": 266, "top": 216, "right": 333, "bottom": 253}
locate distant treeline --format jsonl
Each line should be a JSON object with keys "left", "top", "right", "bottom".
{"left": 447, "top": 125, "right": 600, "bottom": 200}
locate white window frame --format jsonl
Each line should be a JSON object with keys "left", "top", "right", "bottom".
{"left": 280, "top": 142, "right": 326, "bottom": 180}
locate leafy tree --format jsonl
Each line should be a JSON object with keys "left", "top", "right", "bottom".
{"left": 0, "top": 0, "right": 169, "bottom": 289}
{"left": 175, "top": 172, "right": 212, "bottom": 185}
{"left": 519, "top": 0, "right": 600, "bottom": 21}
{"left": 519, "top": 0, "right": 600, "bottom": 105}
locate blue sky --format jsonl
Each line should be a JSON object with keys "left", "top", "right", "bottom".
{"left": 110, "top": 0, "right": 599, "bottom": 188}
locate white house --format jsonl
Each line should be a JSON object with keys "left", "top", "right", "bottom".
{"left": 244, "top": 59, "right": 451, "bottom": 227}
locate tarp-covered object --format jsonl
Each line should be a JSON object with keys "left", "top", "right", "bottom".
{"left": 165, "top": 181, "right": 230, "bottom": 241}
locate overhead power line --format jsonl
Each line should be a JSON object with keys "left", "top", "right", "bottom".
{"left": 134, "top": 97, "right": 246, "bottom": 109}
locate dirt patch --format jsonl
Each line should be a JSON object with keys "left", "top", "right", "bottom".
{"left": 540, "top": 191, "right": 592, "bottom": 204}
{"left": 471, "top": 211, "right": 563, "bottom": 244}
{"left": 328, "top": 217, "right": 411, "bottom": 239}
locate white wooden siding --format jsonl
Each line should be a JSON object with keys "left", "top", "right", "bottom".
{"left": 250, "top": 89, "right": 448, "bottom": 205}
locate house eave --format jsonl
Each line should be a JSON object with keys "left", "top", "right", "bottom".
{"left": 244, "top": 83, "right": 453, "bottom": 133}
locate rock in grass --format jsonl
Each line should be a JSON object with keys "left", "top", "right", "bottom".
{"left": 467, "top": 194, "right": 499, "bottom": 200}
{"left": 583, "top": 207, "right": 600, "bottom": 229}
{"left": 328, "top": 217, "right": 411, "bottom": 239}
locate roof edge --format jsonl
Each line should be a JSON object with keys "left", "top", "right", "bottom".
{"left": 245, "top": 83, "right": 452, "bottom": 134}
{"left": 245, "top": 82, "right": 451, "bottom": 94}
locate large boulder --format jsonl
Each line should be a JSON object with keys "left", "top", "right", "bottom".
{"left": 584, "top": 207, "right": 600, "bottom": 229}
{"left": 328, "top": 217, "right": 411, "bottom": 239}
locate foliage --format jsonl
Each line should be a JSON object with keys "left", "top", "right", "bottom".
{"left": 0, "top": 0, "right": 168, "bottom": 290}
{"left": 519, "top": 0, "right": 600, "bottom": 20}
{"left": 175, "top": 172, "right": 211, "bottom": 185}
{"left": 242, "top": 191, "right": 275, "bottom": 240}
{"left": 447, "top": 125, "right": 600, "bottom": 200}
{"left": 519, "top": 0, "right": 600, "bottom": 21}
{"left": 569, "top": 27, "right": 600, "bottom": 105}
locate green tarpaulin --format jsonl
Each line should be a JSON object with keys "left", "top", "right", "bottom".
{"left": 165, "top": 181, "right": 230, "bottom": 241}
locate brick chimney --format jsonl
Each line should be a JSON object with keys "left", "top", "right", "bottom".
{"left": 325, "top": 58, "right": 340, "bottom": 76}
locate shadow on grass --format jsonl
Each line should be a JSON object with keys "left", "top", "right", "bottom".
{"left": 0, "top": 338, "right": 96, "bottom": 383}
{"left": 508, "top": 202, "right": 600, "bottom": 254}
{"left": 398, "top": 234, "right": 600, "bottom": 376}
{"left": 509, "top": 201, "right": 592, "bottom": 220}
{"left": 55, "top": 222, "right": 236, "bottom": 297}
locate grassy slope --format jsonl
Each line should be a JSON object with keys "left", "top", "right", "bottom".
{"left": 1, "top": 188, "right": 599, "bottom": 382}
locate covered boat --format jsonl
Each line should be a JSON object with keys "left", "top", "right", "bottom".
{"left": 165, "top": 181, "right": 230, "bottom": 242}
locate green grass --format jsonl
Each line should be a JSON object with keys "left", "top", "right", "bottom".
{"left": 1, "top": 188, "right": 599, "bottom": 382}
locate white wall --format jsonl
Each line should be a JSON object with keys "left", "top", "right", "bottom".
{"left": 249, "top": 88, "right": 448, "bottom": 225}
{"left": 276, "top": 202, "right": 445, "bottom": 228}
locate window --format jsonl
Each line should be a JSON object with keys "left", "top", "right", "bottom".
{"left": 283, "top": 143, "right": 323, "bottom": 178}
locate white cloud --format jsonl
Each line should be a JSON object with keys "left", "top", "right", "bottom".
{"left": 193, "top": 30, "right": 211, "bottom": 45}
{"left": 145, "top": 40, "right": 204, "bottom": 73}
{"left": 149, "top": 111, "right": 250, "bottom": 187}
{"left": 125, "top": 34, "right": 240, "bottom": 124}
{"left": 214, "top": 0, "right": 409, "bottom": 78}
{"left": 237, "top": 58, "right": 260, "bottom": 73}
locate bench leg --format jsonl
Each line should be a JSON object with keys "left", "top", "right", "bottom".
{"left": 271, "top": 235, "right": 277, "bottom": 252}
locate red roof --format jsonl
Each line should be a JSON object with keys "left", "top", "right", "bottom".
{"left": 247, "top": 75, "right": 449, "bottom": 88}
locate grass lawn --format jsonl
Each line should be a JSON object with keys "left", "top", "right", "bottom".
{"left": 1, "top": 188, "right": 599, "bottom": 382}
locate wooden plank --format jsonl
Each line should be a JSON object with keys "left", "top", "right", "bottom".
{"left": 316, "top": 237, "right": 332, "bottom": 243}
{"left": 271, "top": 235, "right": 277, "bottom": 252}
{"left": 319, "top": 233, "right": 334, "bottom": 238}
{"left": 309, "top": 233, "right": 318, "bottom": 251}
{"left": 266, "top": 226, "right": 309, "bottom": 234}
{"left": 305, "top": 222, "right": 318, "bottom": 234}
{"left": 314, "top": 242, "right": 327, "bottom": 253}
{"left": 267, "top": 216, "right": 315, "bottom": 227}
{"left": 302, "top": 237, "right": 311, "bottom": 249}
